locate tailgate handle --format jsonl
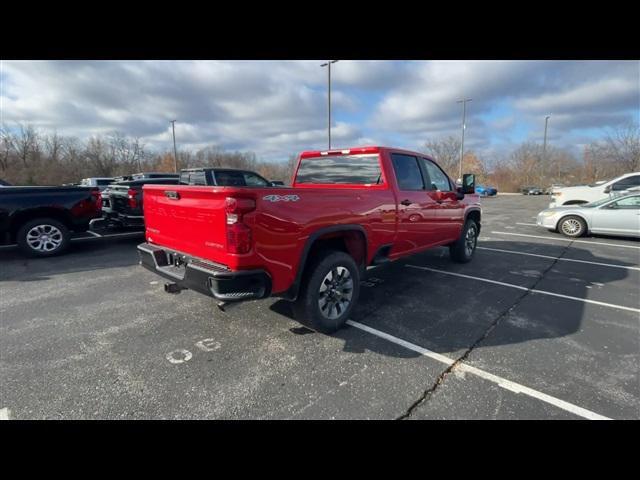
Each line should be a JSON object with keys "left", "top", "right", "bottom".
{"left": 165, "top": 191, "right": 180, "bottom": 200}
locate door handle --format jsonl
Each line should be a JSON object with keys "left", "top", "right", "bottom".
{"left": 400, "top": 199, "right": 412, "bottom": 206}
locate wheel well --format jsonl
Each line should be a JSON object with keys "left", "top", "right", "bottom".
{"left": 306, "top": 230, "right": 366, "bottom": 268}
{"left": 466, "top": 209, "right": 481, "bottom": 233}
{"left": 284, "top": 227, "right": 367, "bottom": 301}
{"left": 562, "top": 200, "right": 588, "bottom": 205}
{"left": 9, "top": 209, "right": 73, "bottom": 241}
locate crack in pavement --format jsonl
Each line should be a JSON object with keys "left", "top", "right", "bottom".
{"left": 396, "top": 239, "right": 575, "bottom": 420}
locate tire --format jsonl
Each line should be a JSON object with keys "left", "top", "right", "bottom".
{"left": 449, "top": 219, "right": 478, "bottom": 263}
{"left": 557, "top": 215, "right": 587, "bottom": 238}
{"left": 16, "top": 218, "right": 71, "bottom": 257}
{"left": 293, "top": 250, "right": 360, "bottom": 333}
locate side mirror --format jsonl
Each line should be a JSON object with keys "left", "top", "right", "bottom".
{"left": 603, "top": 185, "right": 611, "bottom": 194}
{"left": 462, "top": 174, "right": 476, "bottom": 194}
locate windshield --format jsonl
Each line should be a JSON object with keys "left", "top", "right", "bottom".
{"left": 583, "top": 197, "right": 614, "bottom": 208}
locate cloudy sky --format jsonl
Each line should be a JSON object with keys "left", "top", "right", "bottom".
{"left": 1, "top": 60, "right": 638, "bottom": 162}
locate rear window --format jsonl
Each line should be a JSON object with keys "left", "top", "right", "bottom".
{"left": 295, "top": 154, "right": 383, "bottom": 184}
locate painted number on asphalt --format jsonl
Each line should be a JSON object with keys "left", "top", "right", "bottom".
{"left": 166, "top": 349, "right": 193, "bottom": 364}
{"left": 166, "top": 338, "right": 221, "bottom": 364}
{"left": 195, "top": 338, "right": 221, "bottom": 352}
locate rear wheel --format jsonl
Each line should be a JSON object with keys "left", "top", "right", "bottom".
{"left": 450, "top": 219, "right": 478, "bottom": 263}
{"left": 557, "top": 215, "right": 587, "bottom": 238}
{"left": 16, "top": 218, "right": 70, "bottom": 257}
{"left": 293, "top": 250, "right": 360, "bottom": 333}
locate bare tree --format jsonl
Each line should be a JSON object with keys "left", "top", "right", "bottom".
{"left": 422, "top": 136, "right": 462, "bottom": 177}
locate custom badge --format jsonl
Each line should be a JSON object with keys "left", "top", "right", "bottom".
{"left": 263, "top": 194, "right": 300, "bottom": 202}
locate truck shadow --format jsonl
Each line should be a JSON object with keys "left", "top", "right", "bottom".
{"left": 0, "top": 237, "right": 142, "bottom": 282}
{"left": 271, "top": 239, "right": 637, "bottom": 357}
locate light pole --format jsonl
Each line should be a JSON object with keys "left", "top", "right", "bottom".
{"left": 320, "top": 60, "right": 339, "bottom": 149}
{"left": 456, "top": 98, "right": 472, "bottom": 181}
{"left": 543, "top": 114, "right": 551, "bottom": 178}
{"left": 170, "top": 120, "right": 178, "bottom": 173}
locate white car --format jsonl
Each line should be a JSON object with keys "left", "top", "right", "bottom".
{"left": 537, "top": 193, "right": 640, "bottom": 238}
{"left": 549, "top": 172, "right": 640, "bottom": 208}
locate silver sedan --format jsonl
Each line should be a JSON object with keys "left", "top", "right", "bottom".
{"left": 536, "top": 193, "right": 640, "bottom": 238}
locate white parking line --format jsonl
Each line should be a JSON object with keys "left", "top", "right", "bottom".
{"left": 477, "top": 246, "right": 640, "bottom": 271}
{"left": 491, "top": 231, "right": 640, "bottom": 249}
{"left": 405, "top": 264, "right": 640, "bottom": 314}
{"left": 0, "top": 408, "right": 11, "bottom": 420}
{"left": 346, "top": 320, "right": 611, "bottom": 420}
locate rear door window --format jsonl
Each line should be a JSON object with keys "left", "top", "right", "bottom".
{"left": 295, "top": 154, "right": 383, "bottom": 184}
{"left": 390, "top": 153, "right": 424, "bottom": 191}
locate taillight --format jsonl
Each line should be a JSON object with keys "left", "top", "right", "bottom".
{"left": 225, "top": 197, "right": 255, "bottom": 254}
{"left": 91, "top": 189, "right": 102, "bottom": 210}
{"left": 127, "top": 188, "right": 138, "bottom": 209}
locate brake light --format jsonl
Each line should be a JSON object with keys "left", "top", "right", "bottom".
{"left": 127, "top": 188, "right": 138, "bottom": 209}
{"left": 225, "top": 197, "right": 255, "bottom": 254}
{"left": 91, "top": 189, "right": 102, "bottom": 210}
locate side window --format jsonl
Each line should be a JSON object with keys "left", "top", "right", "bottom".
{"left": 612, "top": 196, "right": 640, "bottom": 208}
{"left": 180, "top": 172, "right": 206, "bottom": 185}
{"left": 391, "top": 153, "right": 424, "bottom": 191}
{"left": 189, "top": 172, "right": 206, "bottom": 186}
{"left": 243, "top": 172, "right": 269, "bottom": 187}
{"left": 214, "top": 171, "right": 246, "bottom": 186}
{"left": 612, "top": 175, "right": 640, "bottom": 191}
{"left": 421, "top": 158, "right": 452, "bottom": 191}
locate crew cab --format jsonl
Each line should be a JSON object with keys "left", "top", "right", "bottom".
{"left": 0, "top": 185, "right": 102, "bottom": 256}
{"left": 550, "top": 172, "right": 640, "bottom": 207}
{"left": 138, "top": 146, "right": 481, "bottom": 333}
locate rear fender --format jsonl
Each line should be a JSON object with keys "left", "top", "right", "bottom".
{"left": 281, "top": 224, "right": 368, "bottom": 301}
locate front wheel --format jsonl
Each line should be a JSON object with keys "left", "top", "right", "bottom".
{"left": 450, "top": 219, "right": 478, "bottom": 263}
{"left": 557, "top": 215, "right": 587, "bottom": 238}
{"left": 293, "top": 250, "right": 360, "bottom": 333}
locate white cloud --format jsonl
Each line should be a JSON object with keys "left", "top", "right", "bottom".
{"left": 1, "top": 60, "right": 638, "bottom": 162}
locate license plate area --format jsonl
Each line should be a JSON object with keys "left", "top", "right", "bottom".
{"left": 157, "top": 252, "right": 189, "bottom": 280}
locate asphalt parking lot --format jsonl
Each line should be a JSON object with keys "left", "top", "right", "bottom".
{"left": 1, "top": 194, "right": 638, "bottom": 420}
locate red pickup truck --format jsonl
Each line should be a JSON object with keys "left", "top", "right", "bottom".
{"left": 138, "top": 146, "right": 481, "bottom": 332}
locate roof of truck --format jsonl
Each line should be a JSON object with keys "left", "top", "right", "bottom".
{"left": 299, "top": 146, "right": 436, "bottom": 160}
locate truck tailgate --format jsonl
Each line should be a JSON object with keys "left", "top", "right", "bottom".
{"left": 143, "top": 185, "right": 229, "bottom": 264}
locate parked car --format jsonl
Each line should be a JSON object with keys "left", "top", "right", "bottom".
{"left": 536, "top": 193, "right": 640, "bottom": 238}
{"left": 179, "top": 168, "right": 281, "bottom": 187}
{"left": 475, "top": 185, "right": 497, "bottom": 197}
{"left": 0, "top": 185, "right": 102, "bottom": 256}
{"left": 137, "top": 146, "right": 481, "bottom": 333}
{"left": 522, "top": 186, "right": 544, "bottom": 195}
{"left": 92, "top": 177, "right": 180, "bottom": 230}
{"left": 80, "top": 177, "right": 115, "bottom": 191}
{"left": 549, "top": 172, "right": 640, "bottom": 207}
{"left": 0, "top": 179, "right": 12, "bottom": 187}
